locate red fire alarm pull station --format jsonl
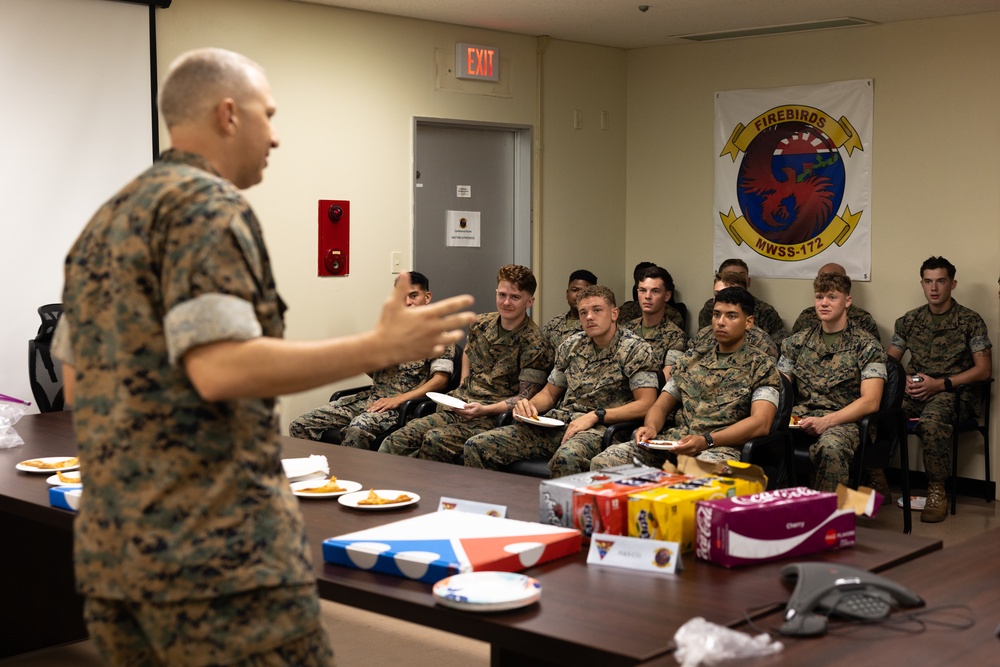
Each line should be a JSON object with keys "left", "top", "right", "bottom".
{"left": 318, "top": 199, "right": 350, "bottom": 276}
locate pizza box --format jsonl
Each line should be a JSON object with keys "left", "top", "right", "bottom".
{"left": 49, "top": 485, "right": 82, "bottom": 511}
{"left": 322, "top": 510, "right": 581, "bottom": 584}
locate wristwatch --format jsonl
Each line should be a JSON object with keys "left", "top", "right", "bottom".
{"left": 595, "top": 408, "right": 606, "bottom": 425}
{"left": 703, "top": 433, "right": 715, "bottom": 449}
{"left": 943, "top": 377, "right": 953, "bottom": 392}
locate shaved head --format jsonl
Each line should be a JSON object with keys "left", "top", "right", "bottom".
{"left": 159, "top": 48, "right": 264, "bottom": 128}
{"left": 817, "top": 262, "right": 847, "bottom": 277}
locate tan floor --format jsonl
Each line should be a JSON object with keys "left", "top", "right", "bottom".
{"left": 3, "top": 492, "right": 995, "bottom": 667}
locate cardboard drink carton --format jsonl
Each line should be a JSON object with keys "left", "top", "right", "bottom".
{"left": 539, "top": 464, "right": 653, "bottom": 527}
{"left": 693, "top": 485, "right": 880, "bottom": 568}
{"left": 571, "top": 469, "right": 690, "bottom": 539}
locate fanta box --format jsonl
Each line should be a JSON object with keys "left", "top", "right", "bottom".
{"left": 571, "top": 469, "right": 690, "bottom": 540}
{"left": 628, "top": 472, "right": 764, "bottom": 553}
{"left": 539, "top": 464, "right": 653, "bottom": 528}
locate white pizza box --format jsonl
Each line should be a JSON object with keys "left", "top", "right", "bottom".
{"left": 323, "top": 510, "right": 581, "bottom": 584}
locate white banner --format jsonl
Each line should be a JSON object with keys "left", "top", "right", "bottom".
{"left": 714, "top": 79, "right": 873, "bottom": 280}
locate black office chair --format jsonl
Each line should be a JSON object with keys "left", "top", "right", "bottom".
{"left": 28, "top": 304, "right": 65, "bottom": 413}
{"left": 853, "top": 357, "right": 910, "bottom": 533}
{"left": 318, "top": 343, "right": 463, "bottom": 449}
{"left": 741, "top": 373, "right": 795, "bottom": 490}
{"left": 904, "top": 376, "right": 993, "bottom": 516}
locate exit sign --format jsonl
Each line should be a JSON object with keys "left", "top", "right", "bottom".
{"left": 456, "top": 43, "right": 499, "bottom": 81}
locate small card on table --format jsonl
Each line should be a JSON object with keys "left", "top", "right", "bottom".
{"left": 587, "top": 532, "right": 683, "bottom": 575}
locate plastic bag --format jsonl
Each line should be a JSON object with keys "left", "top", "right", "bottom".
{"left": 674, "top": 617, "right": 783, "bottom": 667}
{"left": 0, "top": 394, "right": 31, "bottom": 449}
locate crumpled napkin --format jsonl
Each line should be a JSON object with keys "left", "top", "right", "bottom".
{"left": 282, "top": 455, "right": 330, "bottom": 482}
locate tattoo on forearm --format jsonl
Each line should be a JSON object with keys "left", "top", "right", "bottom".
{"left": 504, "top": 382, "right": 542, "bottom": 409}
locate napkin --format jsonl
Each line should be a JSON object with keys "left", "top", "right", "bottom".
{"left": 282, "top": 455, "right": 330, "bottom": 482}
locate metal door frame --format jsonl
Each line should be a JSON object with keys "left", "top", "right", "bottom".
{"left": 412, "top": 117, "right": 533, "bottom": 269}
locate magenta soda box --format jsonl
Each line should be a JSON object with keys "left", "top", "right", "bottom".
{"left": 694, "top": 487, "right": 856, "bottom": 568}
{"left": 539, "top": 464, "right": 655, "bottom": 527}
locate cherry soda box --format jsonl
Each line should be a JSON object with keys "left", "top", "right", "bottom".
{"left": 539, "top": 464, "right": 654, "bottom": 528}
{"left": 694, "top": 487, "right": 856, "bottom": 568}
{"left": 571, "top": 469, "right": 690, "bottom": 539}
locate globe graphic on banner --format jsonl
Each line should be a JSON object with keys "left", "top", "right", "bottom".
{"left": 736, "top": 121, "right": 845, "bottom": 246}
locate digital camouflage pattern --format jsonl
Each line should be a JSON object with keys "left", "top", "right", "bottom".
{"left": 699, "top": 296, "right": 787, "bottom": 346}
{"left": 792, "top": 303, "right": 880, "bottom": 340}
{"left": 288, "top": 346, "right": 455, "bottom": 448}
{"left": 892, "top": 300, "right": 992, "bottom": 482}
{"left": 623, "top": 315, "right": 688, "bottom": 370}
{"left": 688, "top": 324, "right": 777, "bottom": 358}
{"left": 465, "top": 327, "right": 658, "bottom": 477}
{"left": 51, "top": 150, "right": 316, "bottom": 604}
{"left": 619, "top": 301, "right": 685, "bottom": 330}
{"left": 378, "top": 312, "right": 553, "bottom": 462}
{"left": 84, "top": 583, "right": 332, "bottom": 666}
{"left": 593, "top": 338, "right": 780, "bottom": 469}
{"left": 779, "top": 322, "right": 887, "bottom": 492}
{"left": 540, "top": 311, "right": 583, "bottom": 351}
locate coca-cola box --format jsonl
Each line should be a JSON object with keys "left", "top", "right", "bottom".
{"left": 694, "top": 486, "right": 861, "bottom": 568}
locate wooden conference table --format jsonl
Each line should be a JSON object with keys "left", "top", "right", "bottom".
{"left": 1, "top": 412, "right": 944, "bottom": 665}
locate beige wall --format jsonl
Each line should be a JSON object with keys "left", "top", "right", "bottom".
{"left": 158, "top": 0, "right": 545, "bottom": 427}
{"left": 626, "top": 14, "right": 1000, "bottom": 480}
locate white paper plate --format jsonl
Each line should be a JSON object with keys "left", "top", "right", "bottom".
{"left": 338, "top": 489, "right": 420, "bottom": 510}
{"left": 514, "top": 413, "right": 564, "bottom": 428}
{"left": 788, "top": 423, "right": 803, "bottom": 429}
{"left": 46, "top": 472, "right": 82, "bottom": 486}
{"left": 897, "top": 496, "right": 926, "bottom": 511}
{"left": 433, "top": 572, "right": 542, "bottom": 612}
{"left": 640, "top": 440, "right": 679, "bottom": 451}
{"left": 16, "top": 457, "right": 80, "bottom": 474}
{"left": 291, "top": 479, "right": 362, "bottom": 498}
{"left": 426, "top": 392, "right": 467, "bottom": 410}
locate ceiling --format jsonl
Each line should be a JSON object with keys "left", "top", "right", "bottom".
{"left": 290, "top": 0, "right": 1000, "bottom": 49}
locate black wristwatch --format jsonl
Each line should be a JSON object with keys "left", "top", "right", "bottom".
{"left": 943, "top": 377, "right": 953, "bottom": 392}
{"left": 703, "top": 433, "right": 715, "bottom": 449}
{"left": 595, "top": 408, "right": 606, "bottom": 425}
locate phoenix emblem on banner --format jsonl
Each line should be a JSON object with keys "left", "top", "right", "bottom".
{"left": 719, "top": 106, "right": 864, "bottom": 262}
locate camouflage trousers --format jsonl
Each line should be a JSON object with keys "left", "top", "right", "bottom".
{"left": 288, "top": 393, "right": 397, "bottom": 450}
{"left": 796, "top": 423, "right": 860, "bottom": 493}
{"left": 378, "top": 410, "right": 495, "bottom": 462}
{"left": 84, "top": 584, "right": 333, "bottom": 667}
{"left": 592, "top": 437, "right": 741, "bottom": 471}
{"left": 902, "top": 391, "right": 969, "bottom": 483}
{"left": 464, "top": 417, "right": 606, "bottom": 477}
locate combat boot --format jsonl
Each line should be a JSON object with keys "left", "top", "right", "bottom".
{"left": 921, "top": 483, "right": 947, "bottom": 523}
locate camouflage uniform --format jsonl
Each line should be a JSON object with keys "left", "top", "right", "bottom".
{"left": 379, "top": 312, "right": 553, "bottom": 462}
{"left": 778, "top": 322, "right": 887, "bottom": 492}
{"left": 699, "top": 296, "right": 787, "bottom": 347}
{"left": 620, "top": 300, "right": 685, "bottom": 330}
{"left": 51, "top": 150, "right": 330, "bottom": 664}
{"left": 623, "top": 315, "right": 688, "bottom": 370}
{"left": 891, "top": 301, "right": 992, "bottom": 483}
{"left": 792, "top": 304, "right": 880, "bottom": 340}
{"left": 541, "top": 310, "right": 583, "bottom": 350}
{"left": 288, "top": 347, "right": 455, "bottom": 448}
{"left": 689, "top": 324, "right": 777, "bottom": 358}
{"left": 464, "top": 328, "right": 658, "bottom": 476}
{"left": 593, "top": 339, "right": 781, "bottom": 469}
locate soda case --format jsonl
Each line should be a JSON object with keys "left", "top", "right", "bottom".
{"left": 693, "top": 486, "right": 879, "bottom": 568}
{"left": 627, "top": 459, "right": 766, "bottom": 553}
{"left": 571, "top": 469, "right": 691, "bottom": 539}
{"left": 539, "top": 464, "right": 655, "bottom": 528}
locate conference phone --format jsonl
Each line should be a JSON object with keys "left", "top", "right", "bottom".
{"left": 779, "top": 562, "right": 924, "bottom": 636}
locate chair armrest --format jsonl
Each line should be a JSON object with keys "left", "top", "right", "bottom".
{"left": 742, "top": 431, "right": 793, "bottom": 489}
{"left": 497, "top": 411, "right": 514, "bottom": 427}
{"left": 329, "top": 385, "right": 371, "bottom": 402}
{"left": 601, "top": 420, "right": 642, "bottom": 451}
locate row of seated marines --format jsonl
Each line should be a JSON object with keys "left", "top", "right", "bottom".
{"left": 290, "top": 256, "right": 993, "bottom": 525}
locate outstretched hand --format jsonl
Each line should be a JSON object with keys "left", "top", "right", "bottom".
{"left": 376, "top": 272, "right": 475, "bottom": 367}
